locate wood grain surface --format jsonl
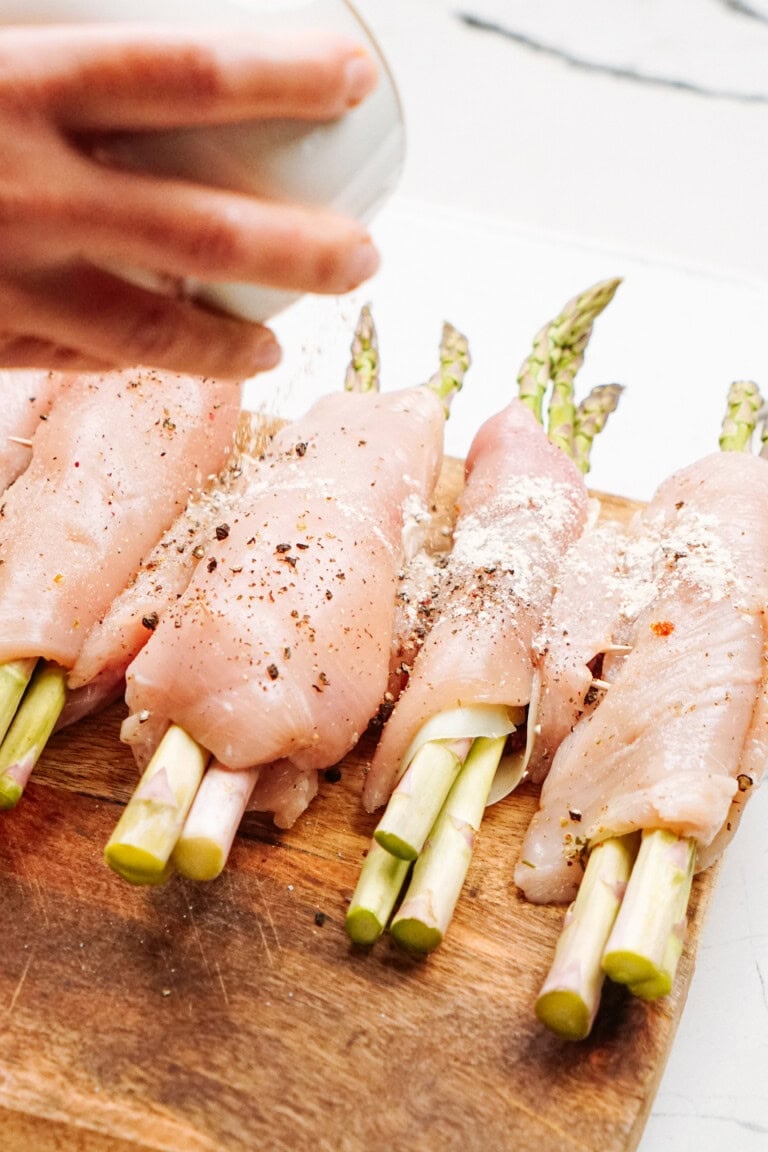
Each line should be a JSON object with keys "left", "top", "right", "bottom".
{"left": 0, "top": 463, "right": 716, "bottom": 1152}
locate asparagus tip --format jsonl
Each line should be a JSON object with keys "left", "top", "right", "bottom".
{"left": 425, "top": 321, "right": 470, "bottom": 415}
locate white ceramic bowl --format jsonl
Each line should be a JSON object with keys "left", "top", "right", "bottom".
{"left": 0, "top": 0, "right": 405, "bottom": 321}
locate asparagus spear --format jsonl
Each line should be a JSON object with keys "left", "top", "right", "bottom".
{"left": 371, "top": 704, "right": 520, "bottom": 862}
{"left": 535, "top": 835, "right": 639, "bottom": 1040}
{"left": 517, "top": 278, "right": 621, "bottom": 436}
{"left": 601, "top": 829, "right": 696, "bottom": 998}
{"left": 172, "top": 764, "right": 259, "bottom": 881}
{"left": 427, "top": 322, "right": 471, "bottom": 415}
{"left": 389, "top": 736, "right": 506, "bottom": 954}
{"left": 374, "top": 736, "right": 471, "bottom": 860}
{"left": 0, "top": 662, "right": 67, "bottom": 809}
{"left": 104, "top": 725, "right": 210, "bottom": 885}
{"left": 719, "top": 379, "right": 763, "bottom": 453}
{"left": 345, "top": 840, "right": 411, "bottom": 945}
{"left": 344, "top": 304, "right": 380, "bottom": 394}
{"left": 0, "top": 657, "right": 37, "bottom": 745}
{"left": 572, "top": 383, "right": 624, "bottom": 475}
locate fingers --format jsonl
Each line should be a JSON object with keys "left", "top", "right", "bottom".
{"left": 0, "top": 27, "right": 379, "bottom": 130}
{"left": 57, "top": 166, "right": 381, "bottom": 297}
{"left": 0, "top": 265, "right": 283, "bottom": 380}
{"left": 0, "top": 334, "right": 113, "bottom": 373}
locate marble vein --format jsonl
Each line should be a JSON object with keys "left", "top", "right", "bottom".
{"left": 456, "top": 10, "right": 768, "bottom": 104}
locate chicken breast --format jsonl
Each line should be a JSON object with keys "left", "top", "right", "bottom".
{"left": 0, "top": 370, "right": 60, "bottom": 493}
{"left": 65, "top": 414, "right": 273, "bottom": 727}
{"left": 123, "top": 386, "right": 446, "bottom": 774}
{"left": 517, "top": 451, "right": 768, "bottom": 903}
{"left": 0, "top": 369, "right": 241, "bottom": 670}
{"left": 363, "top": 399, "right": 589, "bottom": 811}
{"left": 528, "top": 516, "right": 658, "bottom": 782}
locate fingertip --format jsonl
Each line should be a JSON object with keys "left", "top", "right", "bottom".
{"left": 246, "top": 329, "right": 282, "bottom": 374}
{"left": 204, "top": 324, "right": 282, "bottom": 381}
{"left": 344, "top": 236, "right": 381, "bottom": 290}
{"left": 344, "top": 50, "right": 379, "bottom": 107}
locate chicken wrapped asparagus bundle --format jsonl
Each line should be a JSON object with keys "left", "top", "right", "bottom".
{"left": 526, "top": 380, "right": 768, "bottom": 1039}
{"left": 347, "top": 278, "right": 623, "bottom": 949}
{"left": 0, "top": 369, "right": 242, "bottom": 806}
{"left": 107, "top": 315, "right": 468, "bottom": 885}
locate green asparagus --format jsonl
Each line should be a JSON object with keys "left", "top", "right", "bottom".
{"left": 0, "top": 657, "right": 37, "bottom": 746}
{"left": 344, "top": 304, "right": 380, "bottom": 394}
{"left": 535, "top": 835, "right": 639, "bottom": 1040}
{"left": 104, "top": 725, "right": 210, "bottom": 885}
{"left": 426, "top": 322, "right": 471, "bottom": 415}
{"left": 389, "top": 736, "right": 506, "bottom": 954}
{"left": 345, "top": 840, "right": 411, "bottom": 945}
{"left": 719, "top": 379, "right": 763, "bottom": 453}
{"left": 602, "top": 829, "right": 696, "bottom": 999}
{"left": 517, "top": 278, "right": 621, "bottom": 438}
{"left": 0, "top": 662, "right": 67, "bottom": 809}
{"left": 572, "top": 383, "right": 624, "bottom": 474}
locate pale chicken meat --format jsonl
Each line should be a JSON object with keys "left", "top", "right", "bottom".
{"left": 517, "top": 451, "right": 768, "bottom": 904}
{"left": 363, "top": 399, "right": 590, "bottom": 812}
{"left": 66, "top": 460, "right": 247, "bottom": 724}
{"left": 528, "top": 517, "right": 657, "bottom": 782}
{"left": 66, "top": 415, "right": 273, "bottom": 727}
{"left": 0, "top": 369, "right": 241, "bottom": 673}
{"left": 0, "top": 370, "right": 60, "bottom": 493}
{"left": 123, "top": 386, "right": 447, "bottom": 778}
{"left": 248, "top": 761, "right": 319, "bottom": 830}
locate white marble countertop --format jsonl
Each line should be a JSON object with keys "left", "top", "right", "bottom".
{"left": 251, "top": 3, "right": 768, "bottom": 1148}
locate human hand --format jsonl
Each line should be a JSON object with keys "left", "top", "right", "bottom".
{"left": 0, "top": 25, "right": 382, "bottom": 378}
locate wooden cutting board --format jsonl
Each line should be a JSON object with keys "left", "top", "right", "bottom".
{"left": 0, "top": 463, "right": 716, "bottom": 1152}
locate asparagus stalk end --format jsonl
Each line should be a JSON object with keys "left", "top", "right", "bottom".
{"left": 0, "top": 775, "right": 24, "bottom": 810}
{"left": 373, "top": 829, "right": 418, "bottom": 862}
{"left": 535, "top": 989, "right": 593, "bottom": 1043}
{"left": 345, "top": 906, "right": 389, "bottom": 947}
{"left": 345, "top": 840, "right": 410, "bottom": 946}
{"left": 0, "top": 662, "right": 67, "bottom": 807}
{"left": 389, "top": 913, "right": 442, "bottom": 956}
{"left": 534, "top": 834, "right": 639, "bottom": 1040}
{"left": 103, "top": 842, "right": 175, "bottom": 887}
{"left": 170, "top": 836, "right": 226, "bottom": 883}
{"left": 105, "top": 724, "right": 209, "bottom": 885}
{"left": 601, "top": 828, "right": 695, "bottom": 1000}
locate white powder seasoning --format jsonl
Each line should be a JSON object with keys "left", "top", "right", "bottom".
{"left": 400, "top": 492, "right": 433, "bottom": 563}
{"left": 530, "top": 465, "right": 759, "bottom": 700}
{"left": 634, "top": 506, "right": 739, "bottom": 606}
{"left": 444, "top": 475, "right": 584, "bottom": 621}
{"left": 393, "top": 550, "right": 442, "bottom": 646}
{"left": 537, "top": 493, "right": 742, "bottom": 663}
